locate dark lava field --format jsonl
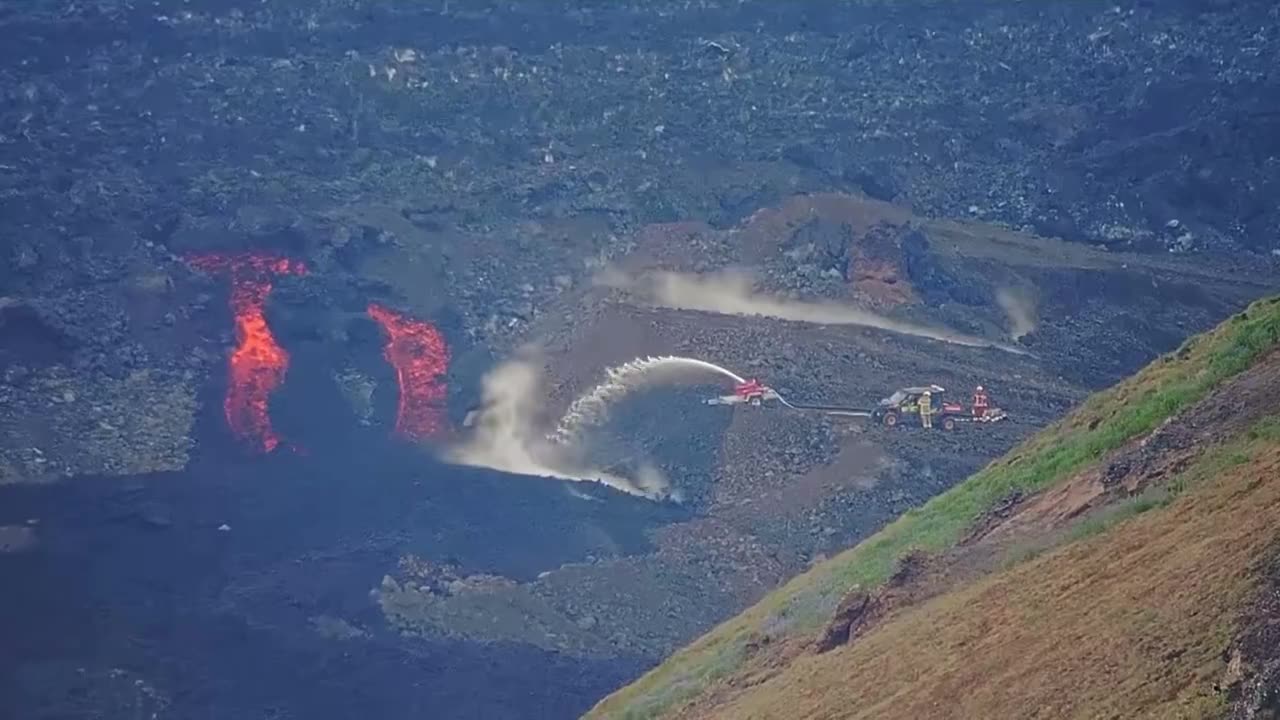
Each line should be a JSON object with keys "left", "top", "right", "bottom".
{"left": 2, "top": 1, "right": 1278, "bottom": 718}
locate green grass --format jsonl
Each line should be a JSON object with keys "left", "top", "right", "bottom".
{"left": 999, "top": 484, "right": 1174, "bottom": 572}
{"left": 1002, "top": 414, "right": 1280, "bottom": 573}
{"left": 1063, "top": 487, "right": 1168, "bottom": 543}
{"left": 586, "top": 295, "right": 1280, "bottom": 720}
{"left": 1069, "top": 416, "right": 1280, "bottom": 542}
{"left": 617, "top": 637, "right": 750, "bottom": 720}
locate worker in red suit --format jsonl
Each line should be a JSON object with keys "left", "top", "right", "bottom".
{"left": 972, "top": 385, "right": 990, "bottom": 418}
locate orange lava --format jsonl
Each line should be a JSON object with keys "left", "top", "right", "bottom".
{"left": 367, "top": 303, "right": 450, "bottom": 440}
{"left": 186, "top": 252, "right": 308, "bottom": 453}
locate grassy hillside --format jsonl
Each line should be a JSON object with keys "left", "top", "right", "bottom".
{"left": 587, "top": 295, "right": 1280, "bottom": 720}
{"left": 682, "top": 419, "right": 1280, "bottom": 719}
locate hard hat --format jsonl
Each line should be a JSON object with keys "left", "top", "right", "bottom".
{"left": 976, "top": 385, "right": 984, "bottom": 391}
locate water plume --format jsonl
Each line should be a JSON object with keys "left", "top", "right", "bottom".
{"left": 549, "top": 355, "right": 745, "bottom": 443}
{"left": 445, "top": 353, "right": 673, "bottom": 500}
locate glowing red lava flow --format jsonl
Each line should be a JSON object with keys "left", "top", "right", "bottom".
{"left": 367, "top": 303, "right": 450, "bottom": 440}
{"left": 186, "top": 252, "right": 308, "bottom": 453}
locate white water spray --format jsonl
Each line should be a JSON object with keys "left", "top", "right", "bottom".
{"left": 446, "top": 356, "right": 674, "bottom": 500}
{"left": 550, "top": 355, "right": 745, "bottom": 444}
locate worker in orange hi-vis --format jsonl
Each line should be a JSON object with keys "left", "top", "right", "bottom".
{"left": 972, "top": 385, "right": 990, "bottom": 418}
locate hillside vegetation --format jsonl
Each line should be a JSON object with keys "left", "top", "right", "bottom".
{"left": 677, "top": 422, "right": 1280, "bottom": 719}
{"left": 587, "top": 295, "right": 1280, "bottom": 720}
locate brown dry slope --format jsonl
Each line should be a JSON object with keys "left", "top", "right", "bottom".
{"left": 587, "top": 296, "right": 1280, "bottom": 720}
{"left": 689, "top": 437, "right": 1280, "bottom": 719}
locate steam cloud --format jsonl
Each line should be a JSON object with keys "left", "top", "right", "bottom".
{"left": 597, "top": 267, "right": 1028, "bottom": 354}
{"left": 445, "top": 352, "right": 672, "bottom": 500}
{"left": 995, "top": 286, "right": 1038, "bottom": 341}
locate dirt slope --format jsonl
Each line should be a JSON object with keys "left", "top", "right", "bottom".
{"left": 587, "top": 296, "right": 1280, "bottom": 719}
{"left": 686, "top": 437, "right": 1280, "bottom": 720}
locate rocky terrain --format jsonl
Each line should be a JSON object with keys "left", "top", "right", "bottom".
{"left": 370, "top": 193, "right": 1272, "bottom": 663}
{"left": 2, "top": 1, "right": 1279, "bottom": 719}
{"left": 588, "top": 297, "right": 1280, "bottom": 720}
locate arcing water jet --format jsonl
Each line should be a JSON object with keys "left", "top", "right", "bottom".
{"left": 446, "top": 356, "right": 674, "bottom": 500}
{"left": 549, "top": 355, "right": 746, "bottom": 444}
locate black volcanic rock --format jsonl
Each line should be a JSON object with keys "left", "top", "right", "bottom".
{"left": 1, "top": 1, "right": 1279, "bottom": 718}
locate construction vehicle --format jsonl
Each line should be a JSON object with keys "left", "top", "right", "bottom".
{"left": 704, "top": 380, "right": 876, "bottom": 418}
{"left": 870, "top": 384, "right": 950, "bottom": 429}
{"left": 704, "top": 379, "right": 782, "bottom": 406}
{"left": 704, "top": 379, "right": 1006, "bottom": 430}
{"left": 869, "top": 385, "right": 1006, "bottom": 431}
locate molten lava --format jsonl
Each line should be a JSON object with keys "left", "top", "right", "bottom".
{"left": 367, "top": 303, "right": 450, "bottom": 440}
{"left": 186, "top": 252, "right": 308, "bottom": 453}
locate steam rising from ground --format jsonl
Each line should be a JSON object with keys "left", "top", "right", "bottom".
{"left": 597, "top": 267, "right": 1029, "bottom": 354}
{"left": 445, "top": 354, "right": 671, "bottom": 500}
{"left": 446, "top": 270, "right": 1035, "bottom": 499}
{"left": 550, "top": 355, "right": 745, "bottom": 443}
{"left": 996, "top": 286, "right": 1039, "bottom": 340}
